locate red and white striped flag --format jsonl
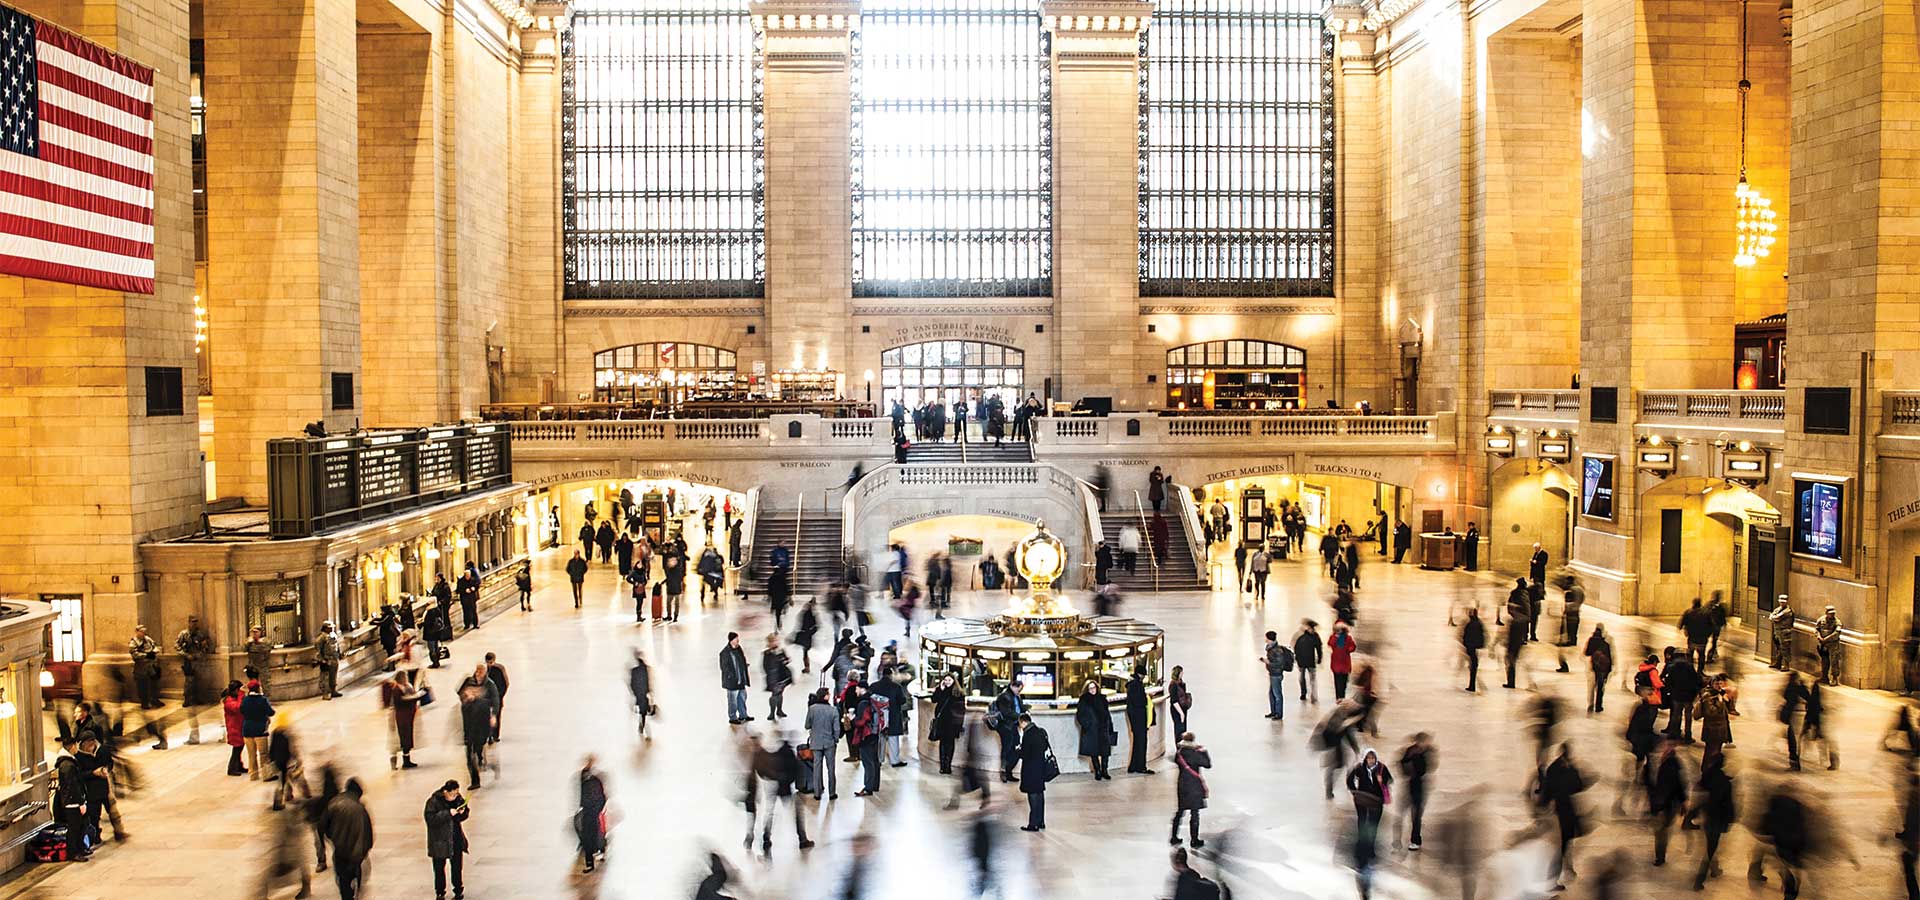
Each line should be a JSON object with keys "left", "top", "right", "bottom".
{"left": 0, "top": 4, "right": 154, "bottom": 294}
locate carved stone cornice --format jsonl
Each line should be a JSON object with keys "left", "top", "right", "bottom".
{"left": 1138, "top": 303, "right": 1337, "bottom": 316}
{"left": 1043, "top": 0, "right": 1152, "bottom": 63}
{"left": 565, "top": 302, "right": 767, "bottom": 319}
{"left": 853, "top": 301, "right": 1054, "bottom": 318}
{"left": 751, "top": 0, "right": 859, "bottom": 70}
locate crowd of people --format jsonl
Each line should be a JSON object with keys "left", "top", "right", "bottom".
{"left": 39, "top": 474, "right": 1920, "bottom": 900}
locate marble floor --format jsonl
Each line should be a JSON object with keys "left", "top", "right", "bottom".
{"left": 7, "top": 541, "right": 1914, "bottom": 900}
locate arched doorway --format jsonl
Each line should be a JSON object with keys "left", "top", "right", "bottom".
{"left": 880, "top": 339, "right": 1026, "bottom": 409}
{"left": 1489, "top": 459, "right": 1576, "bottom": 576}
{"left": 1165, "top": 339, "right": 1307, "bottom": 410}
{"left": 1636, "top": 477, "right": 1781, "bottom": 620}
{"left": 592, "top": 342, "right": 738, "bottom": 402}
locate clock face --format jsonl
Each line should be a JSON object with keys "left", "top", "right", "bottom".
{"left": 1021, "top": 540, "right": 1062, "bottom": 581}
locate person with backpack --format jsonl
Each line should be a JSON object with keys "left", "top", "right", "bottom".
{"left": 1260, "top": 631, "right": 1294, "bottom": 720}
{"left": 1328, "top": 623, "right": 1357, "bottom": 700}
{"left": 1170, "top": 732, "right": 1212, "bottom": 847}
{"left": 847, "top": 681, "right": 886, "bottom": 797}
{"left": 1583, "top": 624, "right": 1613, "bottom": 712}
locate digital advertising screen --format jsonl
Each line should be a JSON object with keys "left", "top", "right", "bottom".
{"left": 1580, "top": 455, "right": 1615, "bottom": 520}
{"left": 1792, "top": 478, "right": 1845, "bottom": 561}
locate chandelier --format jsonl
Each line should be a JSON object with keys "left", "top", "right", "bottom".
{"left": 1733, "top": 0, "right": 1775, "bottom": 268}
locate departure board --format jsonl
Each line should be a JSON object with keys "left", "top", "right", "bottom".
{"left": 268, "top": 424, "right": 516, "bottom": 538}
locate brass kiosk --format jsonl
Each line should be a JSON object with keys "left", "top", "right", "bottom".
{"left": 916, "top": 524, "right": 1168, "bottom": 774}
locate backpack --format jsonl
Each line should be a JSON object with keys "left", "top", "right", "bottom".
{"left": 1266, "top": 644, "right": 1294, "bottom": 674}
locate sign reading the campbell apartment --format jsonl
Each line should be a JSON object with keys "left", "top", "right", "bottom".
{"left": 267, "top": 424, "right": 514, "bottom": 538}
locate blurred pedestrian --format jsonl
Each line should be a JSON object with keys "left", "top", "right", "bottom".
{"left": 1329, "top": 623, "right": 1357, "bottom": 700}
{"left": 457, "top": 664, "right": 499, "bottom": 789}
{"left": 1690, "top": 751, "right": 1734, "bottom": 890}
{"left": 1584, "top": 624, "right": 1613, "bottom": 712}
{"left": 383, "top": 670, "right": 423, "bottom": 770}
{"left": 258, "top": 805, "right": 313, "bottom": 899}
{"left": 576, "top": 756, "right": 608, "bottom": 872}
{"left": 1126, "top": 668, "right": 1153, "bottom": 775}
{"left": 267, "top": 713, "right": 310, "bottom": 811}
{"left": 240, "top": 680, "right": 274, "bottom": 781}
{"left": 484, "top": 652, "right": 509, "bottom": 742}
{"left": 1016, "top": 714, "right": 1053, "bottom": 831}
{"left": 1294, "top": 620, "right": 1324, "bottom": 702}
{"left": 1170, "top": 731, "right": 1211, "bottom": 847}
{"left": 1400, "top": 732, "right": 1434, "bottom": 851}
{"left": 319, "top": 778, "right": 373, "bottom": 900}
{"left": 1460, "top": 607, "right": 1486, "bottom": 693}
{"left": 629, "top": 650, "right": 653, "bottom": 740}
{"left": 762, "top": 633, "right": 793, "bottom": 720}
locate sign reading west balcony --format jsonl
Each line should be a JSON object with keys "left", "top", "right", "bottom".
{"left": 267, "top": 424, "right": 514, "bottom": 538}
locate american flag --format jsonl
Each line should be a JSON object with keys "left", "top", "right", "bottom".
{"left": 0, "top": 4, "right": 154, "bottom": 294}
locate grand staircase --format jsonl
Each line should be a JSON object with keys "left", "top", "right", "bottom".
{"left": 903, "top": 440, "right": 1033, "bottom": 463}
{"left": 1096, "top": 509, "right": 1210, "bottom": 592}
{"left": 746, "top": 512, "right": 844, "bottom": 597}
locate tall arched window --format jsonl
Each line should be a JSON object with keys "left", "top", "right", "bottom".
{"left": 1140, "top": 1, "right": 1334, "bottom": 296}
{"left": 1166, "top": 340, "right": 1306, "bottom": 410}
{"left": 594, "top": 342, "right": 738, "bottom": 402}
{"left": 881, "top": 340, "right": 1026, "bottom": 408}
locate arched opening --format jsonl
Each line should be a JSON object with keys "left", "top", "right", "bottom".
{"left": 1165, "top": 339, "right": 1307, "bottom": 410}
{"left": 1192, "top": 472, "right": 1408, "bottom": 563}
{"left": 592, "top": 342, "right": 739, "bottom": 403}
{"left": 879, "top": 339, "right": 1027, "bottom": 409}
{"left": 1489, "top": 459, "right": 1576, "bottom": 576}
{"left": 887, "top": 514, "right": 1040, "bottom": 592}
{"left": 1635, "top": 477, "right": 1781, "bottom": 620}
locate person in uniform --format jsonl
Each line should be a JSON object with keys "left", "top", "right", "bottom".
{"left": 128, "top": 625, "right": 161, "bottom": 710}
{"left": 314, "top": 621, "right": 343, "bottom": 699}
{"left": 1814, "top": 605, "right": 1843, "bottom": 685}
{"left": 1769, "top": 596, "right": 1794, "bottom": 670}
{"left": 175, "top": 616, "right": 215, "bottom": 743}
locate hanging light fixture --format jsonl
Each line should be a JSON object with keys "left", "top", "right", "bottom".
{"left": 1734, "top": 0, "right": 1777, "bottom": 268}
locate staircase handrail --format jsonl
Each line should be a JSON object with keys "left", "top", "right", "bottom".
{"left": 1170, "top": 482, "right": 1210, "bottom": 590}
{"left": 1076, "top": 475, "right": 1103, "bottom": 592}
{"left": 738, "top": 485, "right": 761, "bottom": 570}
{"left": 791, "top": 492, "right": 805, "bottom": 578}
{"left": 1131, "top": 490, "right": 1162, "bottom": 593}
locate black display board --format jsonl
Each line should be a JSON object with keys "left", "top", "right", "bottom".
{"left": 268, "top": 424, "right": 514, "bottom": 538}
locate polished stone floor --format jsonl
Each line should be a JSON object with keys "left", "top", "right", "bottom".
{"left": 8, "top": 537, "right": 1914, "bottom": 900}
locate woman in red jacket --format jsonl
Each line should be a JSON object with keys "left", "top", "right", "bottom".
{"left": 221, "top": 680, "right": 246, "bottom": 776}
{"left": 1328, "top": 623, "right": 1358, "bottom": 700}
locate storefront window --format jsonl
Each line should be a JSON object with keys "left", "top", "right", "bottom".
{"left": 245, "top": 578, "right": 307, "bottom": 646}
{"left": 593, "top": 342, "right": 739, "bottom": 402}
{"left": 1165, "top": 340, "right": 1307, "bottom": 410}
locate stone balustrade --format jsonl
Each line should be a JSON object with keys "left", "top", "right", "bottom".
{"left": 1046, "top": 412, "right": 1443, "bottom": 444}
{"left": 1885, "top": 392, "right": 1920, "bottom": 435}
{"left": 1638, "top": 390, "right": 1786, "bottom": 423}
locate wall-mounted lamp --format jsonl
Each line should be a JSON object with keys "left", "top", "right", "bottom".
{"left": 1537, "top": 428, "right": 1573, "bottom": 462}
{"left": 1636, "top": 434, "right": 1676, "bottom": 475}
{"left": 1484, "top": 425, "right": 1515, "bottom": 457}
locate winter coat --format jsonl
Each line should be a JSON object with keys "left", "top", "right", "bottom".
{"left": 322, "top": 791, "right": 375, "bottom": 862}
{"left": 805, "top": 698, "right": 841, "bottom": 749}
{"left": 762, "top": 648, "right": 793, "bottom": 694}
{"left": 1174, "top": 741, "right": 1212, "bottom": 810}
{"left": 567, "top": 556, "right": 588, "bottom": 583}
{"left": 874, "top": 677, "right": 912, "bottom": 737}
{"left": 222, "top": 693, "right": 246, "bottom": 746}
{"left": 1328, "top": 632, "right": 1357, "bottom": 674}
{"left": 931, "top": 684, "right": 967, "bottom": 741}
{"left": 1461, "top": 618, "right": 1487, "bottom": 652}
{"left": 1584, "top": 632, "right": 1613, "bottom": 674}
{"left": 1695, "top": 688, "right": 1732, "bottom": 745}
{"left": 423, "top": 792, "right": 469, "bottom": 859}
{"left": 1017, "top": 726, "right": 1053, "bottom": 794}
{"left": 1074, "top": 690, "right": 1116, "bottom": 756}
{"left": 1346, "top": 759, "right": 1392, "bottom": 810}
{"left": 1293, "top": 630, "right": 1324, "bottom": 668}
{"left": 1125, "top": 676, "right": 1149, "bottom": 729}
{"left": 719, "top": 645, "right": 750, "bottom": 691}
{"left": 628, "top": 661, "right": 651, "bottom": 709}
{"left": 240, "top": 693, "right": 275, "bottom": 737}
{"left": 457, "top": 677, "right": 499, "bottom": 747}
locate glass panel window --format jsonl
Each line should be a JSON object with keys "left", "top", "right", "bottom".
{"left": 882, "top": 348, "right": 902, "bottom": 366}
{"left": 852, "top": 0, "right": 1051, "bottom": 296}
{"left": 563, "top": 1, "right": 765, "bottom": 298}
{"left": 1141, "top": 0, "right": 1334, "bottom": 296}
{"left": 1163, "top": 340, "right": 1308, "bottom": 410}
{"left": 879, "top": 340, "right": 1027, "bottom": 409}
{"left": 591, "top": 342, "right": 739, "bottom": 402}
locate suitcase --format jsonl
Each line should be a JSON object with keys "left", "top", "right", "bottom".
{"left": 29, "top": 825, "right": 69, "bottom": 862}
{"left": 651, "top": 586, "right": 665, "bottom": 620}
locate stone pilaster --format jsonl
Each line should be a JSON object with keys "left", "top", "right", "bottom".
{"left": 753, "top": 1, "right": 855, "bottom": 374}
{"left": 1573, "top": 0, "right": 1740, "bottom": 614}
{"left": 1329, "top": 14, "right": 1388, "bottom": 412}
{"left": 204, "top": 0, "right": 363, "bottom": 502}
{"left": 1780, "top": 0, "right": 1920, "bottom": 686}
{"left": 512, "top": 4, "right": 569, "bottom": 404}
{"left": 358, "top": 27, "right": 449, "bottom": 427}
{"left": 1045, "top": 1, "right": 1150, "bottom": 409}
{"left": 0, "top": 0, "right": 199, "bottom": 679}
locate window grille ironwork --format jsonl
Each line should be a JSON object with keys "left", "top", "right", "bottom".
{"left": 562, "top": 1, "right": 765, "bottom": 299}
{"left": 1139, "top": 0, "right": 1334, "bottom": 296}
{"left": 852, "top": 1, "right": 1052, "bottom": 297}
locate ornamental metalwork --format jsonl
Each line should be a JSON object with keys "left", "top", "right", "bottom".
{"left": 851, "top": 1, "right": 1053, "bottom": 298}
{"left": 561, "top": 1, "right": 766, "bottom": 299}
{"left": 1138, "top": 0, "right": 1335, "bottom": 297}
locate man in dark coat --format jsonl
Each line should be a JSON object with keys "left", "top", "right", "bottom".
{"left": 577, "top": 522, "right": 595, "bottom": 561}
{"left": 872, "top": 666, "right": 912, "bottom": 766}
{"left": 595, "top": 521, "right": 616, "bottom": 564}
{"left": 457, "top": 666, "right": 499, "bottom": 789}
{"left": 484, "top": 653, "right": 509, "bottom": 742}
{"left": 430, "top": 573, "right": 454, "bottom": 619}
{"left": 1661, "top": 649, "right": 1702, "bottom": 741}
{"left": 1392, "top": 520, "right": 1412, "bottom": 564}
{"left": 1094, "top": 541, "right": 1113, "bottom": 585}
{"left": 320, "top": 779, "right": 374, "bottom": 900}
{"left": 424, "top": 780, "right": 470, "bottom": 899}
{"left": 1125, "top": 670, "right": 1153, "bottom": 774}
{"left": 615, "top": 532, "right": 634, "bottom": 577}
{"left": 421, "top": 605, "right": 451, "bottom": 669}
{"left": 1073, "top": 681, "right": 1116, "bottom": 780}
{"left": 1461, "top": 608, "right": 1487, "bottom": 692}
{"left": 720, "top": 632, "right": 751, "bottom": 725}
{"left": 1537, "top": 747, "right": 1587, "bottom": 892}
{"left": 1503, "top": 583, "right": 1529, "bottom": 689}
{"left": 992, "top": 680, "right": 1025, "bottom": 782}
{"left": 1680, "top": 597, "right": 1714, "bottom": 671}
{"left": 376, "top": 605, "right": 402, "bottom": 671}
{"left": 457, "top": 563, "right": 481, "bottom": 630}
{"left": 565, "top": 551, "right": 588, "bottom": 608}
{"left": 576, "top": 759, "right": 609, "bottom": 872}
{"left": 1016, "top": 714, "right": 1052, "bottom": 831}
{"left": 1528, "top": 544, "right": 1550, "bottom": 640}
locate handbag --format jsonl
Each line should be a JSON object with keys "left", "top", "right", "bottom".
{"left": 1042, "top": 750, "right": 1061, "bottom": 782}
{"left": 797, "top": 745, "right": 814, "bottom": 762}
{"left": 418, "top": 685, "right": 436, "bottom": 707}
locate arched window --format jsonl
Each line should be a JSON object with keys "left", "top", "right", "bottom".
{"left": 594, "top": 342, "right": 738, "bottom": 402}
{"left": 880, "top": 340, "right": 1025, "bottom": 408}
{"left": 1165, "top": 340, "right": 1306, "bottom": 410}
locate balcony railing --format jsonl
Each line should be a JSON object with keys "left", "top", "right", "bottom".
{"left": 510, "top": 416, "right": 885, "bottom": 448}
{"left": 1884, "top": 392, "right": 1920, "bottom": 435}
{"left": 1048, "top": 413, "right": 1443, "bottom": 444}
{"left": 1638, "top": 390, "right": 1785, "bottom": 423}
{"left": 1487, "top": 389, "right": 1582, "bottom": 416}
